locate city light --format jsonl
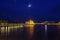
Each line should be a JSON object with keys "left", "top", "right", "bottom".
{"left": 25, "top": 19, "right": 35, "bottom": 37}
{"left": 0, "top": 20, "right": 60, "bottom": 37}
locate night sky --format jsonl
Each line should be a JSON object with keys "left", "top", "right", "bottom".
{"left": 0, "top": 0, "right": 60, "bottom": 21}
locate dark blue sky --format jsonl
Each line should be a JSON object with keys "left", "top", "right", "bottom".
{"left": 0, "top": 0, "right": 60, "bottom": 21}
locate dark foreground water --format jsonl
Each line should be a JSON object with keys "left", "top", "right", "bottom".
{"left": 0, "top": 24, "right": 60, "bottom": 40}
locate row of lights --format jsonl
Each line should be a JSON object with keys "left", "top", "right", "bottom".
{"left": 0, "top": 20, "right": 60, "bottom": 26}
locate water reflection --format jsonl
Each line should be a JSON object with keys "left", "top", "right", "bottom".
{"left": 47, "top": 25, "right": 58, "bottom": 40}
{"left": 0, "top": 24, "right": 60, "bottom": 40}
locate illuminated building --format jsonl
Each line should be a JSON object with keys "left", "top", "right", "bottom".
{"left": 0, "top": 20, "right": 60, "bottom": 37}
{"left": 25, "top": 19, "right": 35, "bottom": 38}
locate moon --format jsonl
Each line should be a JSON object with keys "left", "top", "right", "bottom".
{"left": 28, "top": 4, "right": 32, "bottom": 8}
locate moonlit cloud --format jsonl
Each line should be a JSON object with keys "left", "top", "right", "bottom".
{"left": 28, "top": 4, "right": 32, "bottom": 8}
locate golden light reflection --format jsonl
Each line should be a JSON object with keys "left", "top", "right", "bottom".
{"left": 0, "top": 25, "right": 24, "bottom": 34}
{"left": 25, "top": 19, "right": 35, "bottom": 38}
{"left": 0, "top": 20, "right": 60, "bottom": 37}
{"left": 1, "top": 27, "right": 5, "bottom": 33}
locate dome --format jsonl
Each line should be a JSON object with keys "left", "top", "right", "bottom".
{"left": 25, "top": 19, "right": 35, "bottom": 27}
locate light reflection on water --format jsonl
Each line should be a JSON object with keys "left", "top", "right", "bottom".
{"left": 0, "top": 24, "right": 60, "bottom": 40}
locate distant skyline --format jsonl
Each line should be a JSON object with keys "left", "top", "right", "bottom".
{"left": 0, "top": 0, "right": 60, "bottom": 21}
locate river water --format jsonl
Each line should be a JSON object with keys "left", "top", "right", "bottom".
{"left": 0, "top": 24, "right": 60, "bottom": 40}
